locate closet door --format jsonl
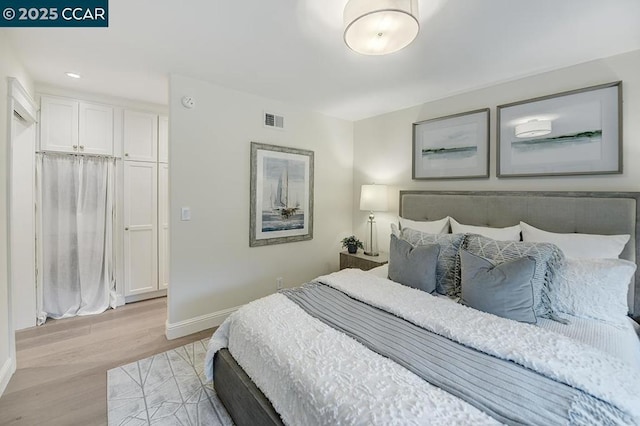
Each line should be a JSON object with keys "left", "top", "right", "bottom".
{"left": 79, "top": 102, "right": 113, "bottom": 155}
{"left": 158, "top": 163, "right": 169, "bottom": 290}
{"left": 123, "top": 161, "right": 158, "bottom": 296}
{"left": 40, "top": 95, "right": 78, "bottom": 153}
{"left": 123, "top": 110, "right": 158, "bottom": 162}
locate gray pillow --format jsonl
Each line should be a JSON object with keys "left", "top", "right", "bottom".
{"left": 460, "top": 249, "right": 537, "bottom": 324}
{"left": 388, "top": 234, "right": 439, "bottom": 293}
{"left": 463, "top": 234, "right": 565, "bottom": 318}
{"left": 400, "top": 228, "right": 465, "bottom": 297}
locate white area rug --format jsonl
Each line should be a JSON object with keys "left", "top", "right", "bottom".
{"left": 107, "top": 338, "right": 233, "bottom": 425}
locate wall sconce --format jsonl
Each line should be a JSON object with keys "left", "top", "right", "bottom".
{"left": 515, "top": 119, "right": 552, "bottom": 138}
{"left": 359, "top": 184, "right": 388, "bottom": 256}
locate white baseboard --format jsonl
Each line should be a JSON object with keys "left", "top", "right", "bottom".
{"left": 125, "top": 289, "right": 167, "bottom": 304}
{"left": 165, "top": 306, "right": 239, "bottom": 340}
{"left": 0, "top": 356, "right": 16, "bottom": 398}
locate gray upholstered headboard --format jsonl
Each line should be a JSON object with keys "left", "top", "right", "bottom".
{"left": 399, "top": 190, "right": 640, "bottom": 316}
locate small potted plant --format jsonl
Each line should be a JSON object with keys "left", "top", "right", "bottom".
{"left": 341, "top": 235, "right": 364, "bottom": 254}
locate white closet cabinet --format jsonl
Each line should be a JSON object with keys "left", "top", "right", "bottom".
{"left": 158, "top": 163, "right": 169, "bottom": 290}
{"left": 79, "top": 102, "right": 113, "bottom": 155}
{"left": 40, "top": 96, "right": 78, "bottom": 153}
{"left": 123, "top": 161, "right": 158, "bottom": 296}
{"left": 40, "top": 95, "right": 113, "bottom": 155}
{"left": 123, "top": 110, "right": 158, "bottom": 162}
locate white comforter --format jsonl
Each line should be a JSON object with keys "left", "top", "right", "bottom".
{"left": 205, "top": 269, "right": 640, "bottom": 425}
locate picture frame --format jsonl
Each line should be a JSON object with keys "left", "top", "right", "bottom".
{"left": 412, "top": 108, "right": 490, "bottom": 180}
{"left": 497, "top": 81, "right": 622, "bottom": 178}
{"left": 250, "top": 142, "right": 314, "bottom": 247}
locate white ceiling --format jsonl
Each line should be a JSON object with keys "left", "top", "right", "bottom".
{"left": 4, "top": 0, "right": 640, "bottom": 121}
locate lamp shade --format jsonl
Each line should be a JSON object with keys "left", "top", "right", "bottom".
{"left": 360, "top": 184, "right": 388, "bottom": 212}
{"left": 515, "top": 119, "right": 552, "bottom": 138}
{"left": 344, "top": 0, "right": 419, "bottom": 55}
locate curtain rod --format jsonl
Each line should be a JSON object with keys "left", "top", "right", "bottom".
{"left": 36, "top": 151, "right": 117, "bottom": 160}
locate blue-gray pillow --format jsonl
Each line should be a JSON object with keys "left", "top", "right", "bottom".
{"left": 388, "top": 235, "right": 439, "bottom": 293}
{"left": 462, "top": 234, "right": 565, "bottom": 318}
{"left": 400, "top": 228, "right": 465, "bottom": 297}
{"left": 460, "top": 249, "right": 537, "bottom": 324}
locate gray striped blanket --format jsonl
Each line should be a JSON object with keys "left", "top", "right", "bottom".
{"left": 282, "top": 282, "right": 633, "bottom": 426}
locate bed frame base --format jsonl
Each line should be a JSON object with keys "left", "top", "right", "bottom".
{"left": 214, "top": 349, "right": 284, "bottom": 426}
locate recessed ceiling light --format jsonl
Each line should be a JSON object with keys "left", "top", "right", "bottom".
{"left": 65, "top": 72, "right": 81, "bottom": 79}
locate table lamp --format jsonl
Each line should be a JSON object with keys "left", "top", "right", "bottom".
{"left": 359, "top": 184, "right": 388, "bottom": 256}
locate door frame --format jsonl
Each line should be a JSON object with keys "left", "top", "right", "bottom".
{"left": 2, "top": 77, "right": 37, "bottom": 396}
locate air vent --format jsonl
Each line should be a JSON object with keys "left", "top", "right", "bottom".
{"left": 264, "top": 112, "right": 284, "bottom": 130}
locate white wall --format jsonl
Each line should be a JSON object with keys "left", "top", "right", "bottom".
{"left": 0, "top": 30, "right": 34, "bottom": 396}
{"left": 353, "top": 49, "right": 640, "bottom": 252}
{"left": 167, "top": 74, "right": 353, "bottom": 337}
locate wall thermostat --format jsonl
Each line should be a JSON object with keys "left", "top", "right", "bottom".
{"left": 181, "top": 96, "right": 195, "bottom": 109}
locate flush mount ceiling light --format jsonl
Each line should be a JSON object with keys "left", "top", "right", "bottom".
{"left": 65, "top": 72, "right": 81, "bottom": 79}
{"left": 515, "top": 119, "right": 552, "bottom": 138}
{"left": 344, "top": 0, "right": 420, "bottom": 55}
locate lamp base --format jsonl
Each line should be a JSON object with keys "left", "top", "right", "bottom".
{"left": 364, "top": 214, "right": 379, "bottom": 258}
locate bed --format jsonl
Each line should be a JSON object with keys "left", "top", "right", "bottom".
{"left": 205, "top": 191, "right": 640, "bottom": 425}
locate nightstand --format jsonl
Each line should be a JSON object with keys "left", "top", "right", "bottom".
{"left": 339, "top": 251, "right": 389, "bottom": 271}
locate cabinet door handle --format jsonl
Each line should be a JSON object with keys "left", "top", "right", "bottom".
{"left": 79, "top": 145, "right": 84, "bottom": 151}
{"left": 73, "top": 145, "right": 78, "bottom": 150}
{"left": 124, "top": 153, "right": 129, "bottom": 157}
{"left": 125, "top": 227, "right": 129, "bottom": 231}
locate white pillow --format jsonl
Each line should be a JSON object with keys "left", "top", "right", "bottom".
{"left": 450, "top": 217, "right": 521, "bottom": 241}
{"left": 550, "top": 258, "right": 636, "bottom": 326}
{"left": 520, "top": 221, "right": 630, "bottom": 259}
{"left": 390, "top": 223, "right": 400, "bottom": 237}
{"left": 398, "top": 216, "right": 449, "bottom": 234}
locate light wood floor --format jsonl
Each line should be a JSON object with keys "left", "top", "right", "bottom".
{"left": 0, "top": 297, "right": 216, "bottom": 426}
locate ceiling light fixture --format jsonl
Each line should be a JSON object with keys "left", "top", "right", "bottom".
{"left": 343, "top": 0, "right": 420, "bottom": 56}
{"left": 65, "top": 72, "right": 81, "bottom": 79}
{"left": 515, "top": 119, "right": 552, "bottom": 138}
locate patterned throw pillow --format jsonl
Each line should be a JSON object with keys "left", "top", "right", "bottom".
{"left": 400, "top": 228, "right": 465, "bottom": 296}
{"left": 463, "top": 234, "right": 565, "bottom": 318}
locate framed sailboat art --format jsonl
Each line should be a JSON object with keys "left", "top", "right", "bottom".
{"left": 250, "top": 142, "right": 314, "bottom": 247}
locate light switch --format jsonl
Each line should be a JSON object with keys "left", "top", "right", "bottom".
{"left": 181, "top": 207, "right": 191, "bottom": 221}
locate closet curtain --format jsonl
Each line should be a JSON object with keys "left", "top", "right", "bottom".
{"left": 36, "top": 153, "right": 116, "bottom": 323}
